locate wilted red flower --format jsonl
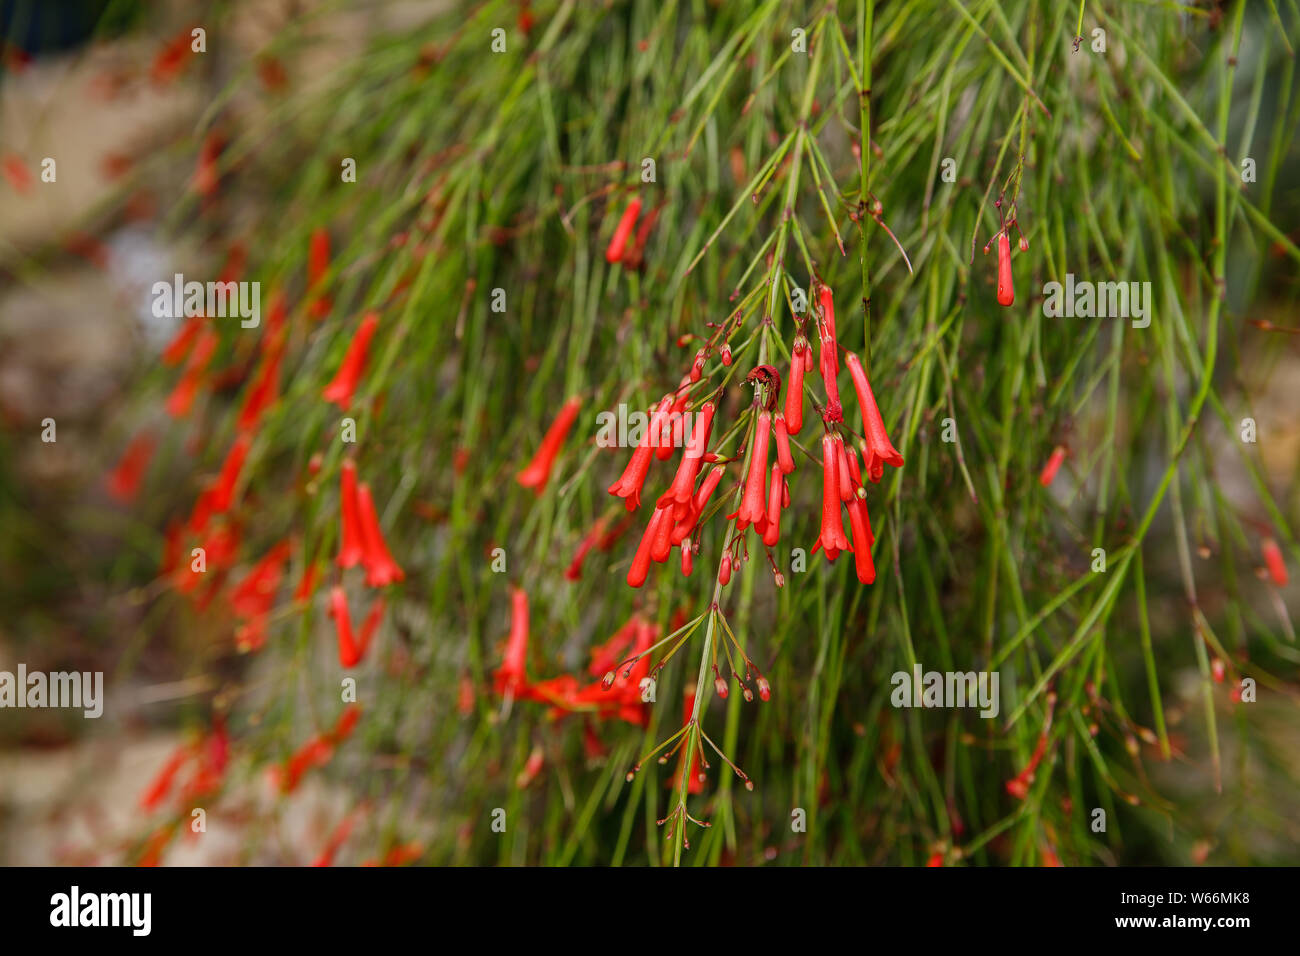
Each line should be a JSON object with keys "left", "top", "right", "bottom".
{"left": 322, "top": 312, "right": 380, "bottom": 408}
{"left": 106, "top": 433, "right": 155, "bottom": 502}
{"left": 517, "top": 396, "right": 582, "bottom": 494}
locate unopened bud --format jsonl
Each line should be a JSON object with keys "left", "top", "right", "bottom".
{"left": 714, "top": 676, "right": 728, "bottom": 698}
{"left": 756, "top": 676, "right": 771, "bottom": 701}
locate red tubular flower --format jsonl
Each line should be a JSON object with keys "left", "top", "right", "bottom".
{"left": 605, "top": 197, "right": 642, "bottom": 264}
{"left": 718, "top": 551, "right": 732, "bottom": 585}
{"left": 658, "top": 401, "right": 715, "bottom": 518}
{"left": 1262, "top": 537, "right": 1288, "bottom": 587}
{"left": 161, "top": 317, "right": 202, "bottom": 366}
{"left": 194, "top": 131, "right": 223, "bottom": 198}
{"left": 150, "top": 27, "right": 195, "bottom": 85}
{"left": 106, "top": 432, "right": 155, "bottom": 503}
{"left": 762, "top": 463, "right": 783, "bottom": 547}
{"left": 819, "top": 326, "right": 843, "bottom": 419}
{"left": 737, "top": 411, "right": 771, "bottom": 529}
{"left": 331, "top": 703, "right": 362, "bottom": 744}
{"left": 622, "top": 201, "right": 661, "bottom": 269}
{"left": 322, "top": 312, "right": 380, "bottom": 408}
{"left": 844, "top": 351, "right": 904, "bottom": 481}
{"left": 517, "top": 396, "right": 582, "bottom": 494}
{"left": 330, "top": 586, "right": 361, "bottom": 668}
{"left": 312, "top": 814, "right": 356, "bottom": 867}
{"left": 209, "top": 434, "right": 251, "bottom": 514}
{"left": 295, "top": 563, "right": 320, "bottom": 603}
{"left": 2, "top": 154, "right": 31, "bottom": 194}
{"left": 1039, "top": 445, "right": 1067, "bottom": 487}
{"left": 835, "top": 436, "right": 855, "bottom": 502}
{"left": 785, "top": 339, "right": 807, "bottom": 434}
{"left": 628, "top": 506, "right": 670, "bottom": 588}
{"left": 493, "top": 587, "right": 531, "bottom": 696}
{"left": 231, "top": 539, "right": 291, "bottom": 621}
{"left": 608, "top": 396, "right": 670, "bottom": 510}
{"left": 818, "top": 285, "right": 839, "bottom": 376}
{"left": 997, "top": 232, "right": 1015, "bottom": 306}
{"left": 773, "top": 412, "right": 795, "bottom": 474}
{"left": 165, "top": 328, "right": 218, "bottom": 418}
{"left": 565, "top": 518, "right": 607, "bottom": 581}
{"left": 357, "top": 598, "right": 384, "bottom": 659}
{"left": 680, "top": 539, "right": 693, "bottom": 576}
{"left": 238, "top": 344, "right": 285, "bottom": 433}
{"left": 588, "top": 615, "right": 641, "bottom": 677}
{"left": 337, "top": 461, "right": 365, "bottom": 569}
{"left": 815, "top": 434, "right": 850, "bottom": 559}
{"left": 140, "top": 745, "right": 191, "bottom": 811}
{"left": 846, "top": 496, "right": 876, "bottom": 584}
{"left": 356, "top": 482, "right": 405, "bottom": 587}
{"left": 308, "top": 228, "right": 331, "bottom": 318}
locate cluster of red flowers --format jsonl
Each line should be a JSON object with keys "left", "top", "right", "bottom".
{"left": 491, "top": 588, "right": 654, "bottom": 729}
{"left": 604, "top": 281, "right": 904, "bottom": 592}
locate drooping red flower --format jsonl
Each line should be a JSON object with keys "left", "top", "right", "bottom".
{"left": 814, "top": 434, "right": 850, "bottom": 560}
{"left": 1039, "top": 445, "right": 1067, "bottom": 487}
{"left": 565, "top": 518, "right": 607, "bottom": 581}
{"left": 657, "top": 401, "right": 715, "bottom": 518}
{"left": 605, "top": 197, "right": 642, "bottom": 264}
{"left": 494, "top": 587, "right": 531, "bottom": 697}
{"left": 150, "top": 27, "right": 195, "bottom": 85}
{"left": 165, "top": 328, "right": 218, "bottom": 418}
{"left": 238, "top": 342, "right": 285, "bottom": 432}
{"left": 230, "top": 539, "right": 291, "bottom": 650}
{"left": 337, "top": 461, "right": 365, "bottom": 569}
{"left": 844, "top": 351, "right": 904, "bottom": 481}
{"left": 773, "top": 412, "right": 795, "bottom": 474}
{"left": 845, "top": 495, "right": 876, "bottom": 585}
{"left": 308, "top": 228, "right": 332, "bottom": 319}
{"left": 785, "top": 338, "right": 808, "bottom": 434}
{"left": 817, "top": 284, "right": 839, "bottom": 376}
{"left": 208, "top": 434, "right": 252, "bottom": 514}
{"left": 517, "top": 396, "right": 582, "bottom": 494}
{"left": 161, "top": 317, "right": 202, "bottom": 366}
{"left": 356, "top": 482, "right": 405, "bottom": 587}
{"left": 627, "top": 505, "right": 671, "bottom": 588}
{"left": 736, "top": 410, "right": 770, "bottom": 530}
{"left": 997, "top": 232, "right": 1015, "bottom": 306}
{"left": 608, "top": 396, "right": 671, "bottom": 511}
{"left": 330, "top": 586, "right": 361, "bottom": 667}
{"left": 312, "top": 814, "right": 356, "bottom": 867}
{"left": 2, "top": 153, "right": 31, "bottom": 194}
{"left": 762, "top": 462, "right": 783, "bottom": 547}
{"left": 139, "top": 745, "right": 191, "bottom": 811}
{"left": 106, "top": 432, "right": 155, "bottom": 503}
{"left": 322, "top": 312, "right": 380, "bottom": 408}
{"left": 1262, "top": 537, "right": 1288, "bottom": 587}
{"left": 194, "top": 130, "right": 223, "bottom": 198}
